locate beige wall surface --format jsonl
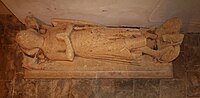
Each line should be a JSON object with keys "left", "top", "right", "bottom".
{"left": 1, "top": 0, "right": 200, "bottom": 32}
{"left": 0, "top": 1, "right": 11, "bottom": 14}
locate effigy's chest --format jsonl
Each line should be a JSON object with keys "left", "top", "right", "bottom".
{"left": 70, "top": 27, "right": 143, "bottom": 60}
{"left": 70, "top": 27, "right": 140, "bottom": 48}
{"left": 44, "top": 30, "right": 67, "bottom": 53}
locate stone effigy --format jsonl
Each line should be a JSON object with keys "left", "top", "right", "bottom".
{"left": 16, "top": 16, "right": 184, "bottom": 78}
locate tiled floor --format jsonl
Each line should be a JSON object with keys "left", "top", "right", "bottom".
{"left": 0, "top": 14, "right": 200, "bottom": 98}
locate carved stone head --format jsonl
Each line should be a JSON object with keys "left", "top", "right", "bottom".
{"left": 16, "top": 29, "right": 44, "bottom": 49}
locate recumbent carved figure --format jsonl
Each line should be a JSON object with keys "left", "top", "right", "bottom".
{"left": 16, "top": 16, "right": 184, "bottom": 68}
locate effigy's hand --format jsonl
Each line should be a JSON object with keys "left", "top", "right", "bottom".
{"left": 56, "top": 33, "right": 68, "bottom": 40}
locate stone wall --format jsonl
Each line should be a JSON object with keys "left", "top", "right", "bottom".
{"left": 0, "top": 14, "right": 24, "bottom": 98}
{"left": 0, "top": 14, "right": 200, "bottom": 98}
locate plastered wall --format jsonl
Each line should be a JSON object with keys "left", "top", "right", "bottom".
{"left": 1, "top": 0, "right": 200, "bottom": 32}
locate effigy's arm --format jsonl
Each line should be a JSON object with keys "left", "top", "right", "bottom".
{"left": 51, "top": 18, "right": 102, "bottom": 27}
{"left": 55, "top": 24, "right": 75, "bottom": 61}
{"left": 20, "top": 48, "right": 39, "bottom": 56}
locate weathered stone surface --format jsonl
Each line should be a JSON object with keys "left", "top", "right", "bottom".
{"left": 0, "top": 14, "right": 24, "bottom": 82}
{"left": 134, "top": 79, "right": 160, "bottom": 98}
{"left": 11, "top": 79, "right": 23, "bottom": 98}
{"left": 70, "top": 79, "right": 96, "bottom": 98}
{"left": 187, "top": 72, "right": 200, "bottom": 97}
{"left": 183, "top": 34, "right": 200, "bottom": 71}
{"left": 115, "top": 90, "right": 134, "bottom": 98}
{"left": 0, "top": 46, "right": 16, "bottom": 75}
{"left": 187, "top": 86, "right": 200, "bottom": 97}
{"left": 187, "top": 97, "right": 200, "bottom": 98}
{"left": 187, "top": 72, "right": 200, "bottom": 87}
{"left": 37, "top": 80, "right": 51, "bottom": 98}
{"left": 14, "top": 50, "right": 23, "bottom": 72}
{"left": 173, "top": 51, "right": 186, "bottom": 79}
{"left": 160, "top": 79, "right": 185, "bottom": 98}
{"left": 0, "top": 81, "right": 10, "bottom": 98}
{"left": 114, "top": 79, "right": 133, "bottom": 91}
{"left": 38, "top": 79, "right": 70, "bottom": 98}
{"left": 184, "top": 47, "right": 200, "bottom": 71}
{"left": 97, "top": 79, "right": 115, "bottom": 98}
{"left": 183, "top": 33, "right": 200, "bottom": 47}
{"left": 22, "top": 79, "right": 37, "bottom": 98}
{"left": 113, "top": 79, "right": 134, "bottom": 98}
{"left": 0, "top": 72, "right": 9, "bottom": 80}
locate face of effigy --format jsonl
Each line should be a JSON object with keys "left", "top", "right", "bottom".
{"left": 16, "top": 29, "right": 44, "bottom": 50}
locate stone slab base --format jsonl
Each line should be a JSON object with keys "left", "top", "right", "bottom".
{"left": 23, "top": 57, "right": 173, "bottom": 78}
